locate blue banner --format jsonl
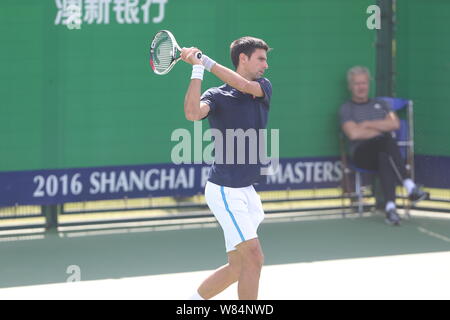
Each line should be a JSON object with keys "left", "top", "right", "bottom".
{"left": 0, "top": 155, "right": 448, "bottom": 207}
{"left": 415, "top": 155, "right": 450, "bottom": 189}
{"left": 0, "top": 157, "right": 343, "bottom": 207}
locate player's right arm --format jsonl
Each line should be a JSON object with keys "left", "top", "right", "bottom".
{"left": 181, "top": 47, "right": 210, "bottom": 121}
{"left": 184, "top": 80, "right": 210, "bottom": 121}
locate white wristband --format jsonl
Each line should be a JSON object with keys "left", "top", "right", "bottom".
{"left": 200, "top": 54, "right": 216, "bottom": 72}
{"left": 191, "top": 64, "right": 205, "bottom": 80}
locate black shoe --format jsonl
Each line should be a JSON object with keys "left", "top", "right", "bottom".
{"left": 385, "top": 209, "right": 401, "bottom": 226}
{"left": 408, "top": 186, "right": 430, "bottom": 204}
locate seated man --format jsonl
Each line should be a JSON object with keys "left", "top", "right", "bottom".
{"left": 339, "top": 66, "right": 429, "bottom": 225}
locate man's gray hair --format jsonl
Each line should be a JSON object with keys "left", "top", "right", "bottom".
{"left": 347, "top": 66, "right": 371, "bottom": 84}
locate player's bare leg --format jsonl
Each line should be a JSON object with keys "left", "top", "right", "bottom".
{"left": 197, "top": 250, "right": 242, "bottom": 299}
{"left": 235, "top": 238, "right": 264, "bottom": 300}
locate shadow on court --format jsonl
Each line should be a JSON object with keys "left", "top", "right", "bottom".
{"left": 0, "top": 215, "right": 449, "bottom": 289}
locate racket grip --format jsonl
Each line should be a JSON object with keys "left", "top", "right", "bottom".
{"left": 196, "top": 52, "right": 202, "bottom": 59}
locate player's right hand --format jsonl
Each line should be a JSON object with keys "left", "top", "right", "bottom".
{"left": 181, "top": 47, "right": 202, "bottom": 65}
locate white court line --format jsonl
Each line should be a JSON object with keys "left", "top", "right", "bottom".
{"left": 418, "top": 227, "right": 450, "bottom": 243}
{"left": 0, "top": 251, "right": 449, "bottom": 300}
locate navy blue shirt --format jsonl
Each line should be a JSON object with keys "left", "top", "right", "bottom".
{"left": 201, "top": 77, "right": 272, "bottom": 188}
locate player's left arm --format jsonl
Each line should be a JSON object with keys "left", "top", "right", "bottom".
{"left": 210, "top": 63, "right": 264, "bottom": 97}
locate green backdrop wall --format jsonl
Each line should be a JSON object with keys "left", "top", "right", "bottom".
{"left": 9, "top": 0, "right": 443, "bottom": 173}
{"left": 396, "top": 0, "right": 450, "bottom": 157}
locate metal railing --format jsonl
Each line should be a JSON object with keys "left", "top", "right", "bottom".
{"left": 0, "top": 187, "right": 448, "bottom": 235}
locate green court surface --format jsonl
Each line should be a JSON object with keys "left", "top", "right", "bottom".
{"left": 0, "top": 211, "right": 449, "bottom": 299}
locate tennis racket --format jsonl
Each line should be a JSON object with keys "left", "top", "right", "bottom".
{"left": 149, "top": 30, "right": 202, "bottom": 75}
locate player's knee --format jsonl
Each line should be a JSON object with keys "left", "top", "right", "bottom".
{"left": 249, "top": 252, "right": 264, "bottom": 271}
{"left": 242, "top": 245, "right": 264, "bottom": 269}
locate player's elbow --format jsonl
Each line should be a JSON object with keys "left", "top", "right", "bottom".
{"left": 347, "top": 132, "right": 358, "bottom": 141}
{"left": 342, "top": 125, "right": 358, "bottom": 141}
{"left": 185, "top": 112, "right": 197, "bottom": 121}
{"left": 185, "top": 111, "right": 201, "bottom": 121}
{"left": 241, "top": 80, "right": 264, "bottom": 97}
{"left": 184, "top": 103, "right": 199, "bottom": 121}
{"left": 345, "top": 129, "right": 361, "bottom": 141}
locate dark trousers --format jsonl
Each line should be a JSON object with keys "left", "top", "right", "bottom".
{"left": 352, "top": 133, "right": 408, "bottom": 203}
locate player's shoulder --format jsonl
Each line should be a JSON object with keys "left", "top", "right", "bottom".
{"left": 256, "top": 77, "right": 271, "bottom": 86}
{"left": 205, "top": 84, "right": 228, "bottom": 93}
{"left": 201, "top": 86, "right": 220, "bottom": 98}
{"left": 340, "top": 100, "right": 354, "bottom": 110}
{"left": 373, "top": 98, "right": 390, "bottom": 109}
{"left": 255, "top": 77, "right": 272, "bottom": 99}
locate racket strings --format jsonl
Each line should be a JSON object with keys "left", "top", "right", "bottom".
{"left": 152, "top": 32, "right": 175, "bottom": 73}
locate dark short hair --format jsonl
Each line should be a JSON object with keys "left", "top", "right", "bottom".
{"left": 230, "top": 36, "right": 270, "bottom": 69}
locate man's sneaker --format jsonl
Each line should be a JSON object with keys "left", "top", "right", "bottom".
{"left": 408, "top": 186, "right": 430, "bottom": 204}
{"left": 385, "top": 209, "right": 401, "bottom": 226}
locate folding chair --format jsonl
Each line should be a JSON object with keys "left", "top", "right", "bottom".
{"left": 340, "top": 97, "right": 415, "bottom": 217}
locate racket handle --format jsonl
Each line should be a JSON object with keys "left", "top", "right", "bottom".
{"left": 196, "top": 52, "right": 202, "bottom": 60}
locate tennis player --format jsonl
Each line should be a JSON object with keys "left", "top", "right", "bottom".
{"left": 181, "top": 37, "right": 272, "bottom": 300}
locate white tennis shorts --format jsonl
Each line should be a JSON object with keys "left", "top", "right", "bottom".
{"left": 205, "top": 181, "right": 265, "bottom": 252}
